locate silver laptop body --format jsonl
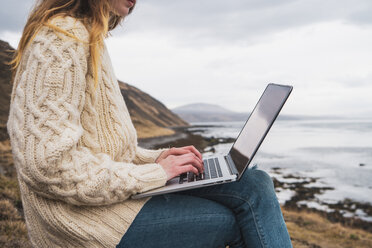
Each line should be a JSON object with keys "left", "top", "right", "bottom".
{"left": 132, "top": 83, "right": 293, "bottom": 199}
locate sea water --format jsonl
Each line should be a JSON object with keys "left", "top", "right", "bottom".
{"left": 188, "top": 119, "right": 372, "bottom": 221}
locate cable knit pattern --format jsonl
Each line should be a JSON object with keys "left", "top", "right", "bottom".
{"left": 7, "top": 16, "right": 168, "bottom": 247}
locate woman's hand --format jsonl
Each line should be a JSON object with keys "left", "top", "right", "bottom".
{"left": 156, "top": 146, "right": 204, "bottom": 181}
{"left": 156, "top": 146, "right": 202, "bottom": 163}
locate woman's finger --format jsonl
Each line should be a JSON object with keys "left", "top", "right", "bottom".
{"left": 182, "top": 145, "right": 203, "bottom": 161}
{"left": 175, "top": 153, "right": 204, "bottom": 174}
{"left": 164, "top": 147, "right": 203, "bottom": 164}
{"left": 167, "top": 147, "right": 190, "bottom": 157}
{"left": 177, "top": 164, "right": 199, "bottom": 176}
{"left": 156, "top": 147, "right": 189, "bottom": 163}
{"left": 170, "top": 146, "right": 203, "bottom": 164}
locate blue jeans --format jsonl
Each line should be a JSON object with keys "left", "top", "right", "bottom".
{"left": 117, "top": 167, "right": 292, "bottom": 248}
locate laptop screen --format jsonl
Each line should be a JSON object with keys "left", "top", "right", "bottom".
{"left": 229, "top": 84, "right": 292, "bottom": 177}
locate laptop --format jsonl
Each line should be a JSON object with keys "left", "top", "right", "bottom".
{"left": 132, "top": 83, "right": 293, "bottom": 199}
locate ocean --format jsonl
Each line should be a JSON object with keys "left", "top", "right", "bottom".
{"left": 188, "top": 119, "right": 372, "bottom": 222}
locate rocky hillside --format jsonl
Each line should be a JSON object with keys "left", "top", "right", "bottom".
{"left": 0, "top": 41, "right": 13, "bottom": 141}
{"left": 0, "top": 40, "right": 187, "bottom": 140}
{"left": 119, "top": 82, "right": 187, "bottom": 138}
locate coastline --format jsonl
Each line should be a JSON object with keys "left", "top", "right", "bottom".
{"left": 139, "top": 127, "right": 372, "bottom": 234}
{"left": 139, "top": 126, "right": 235, "bottom": 151}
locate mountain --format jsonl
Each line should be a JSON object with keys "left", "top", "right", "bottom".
{"left": 173, "top": 103, "right": 339, "bottom": 122}
{"left": 173, "top": 103, "right": 248, "bottom": 122}
{"left": 173, "top": 103, "right": 234, "bottom": 114}
{"left": 0, "top": 40, "right": 187, "bottom": 140}
{"left": 118, "top": 82, "right": 188, "bottom": 138}
{"left": 0, "top": 41, "right": 14, "bottom": 141}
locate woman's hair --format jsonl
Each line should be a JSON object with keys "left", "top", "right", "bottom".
{"left": 10, "top": 0, "right": 135, "bottom": 90}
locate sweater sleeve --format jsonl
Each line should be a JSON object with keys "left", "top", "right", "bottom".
{"left": 8, "top": 20, "right": 167, "bottom": 206}
{"left": 133, "top": 146, "right": 168, "bottom": 164}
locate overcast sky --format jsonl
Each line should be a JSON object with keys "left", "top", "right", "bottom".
{"left": 1, "top": 0, "right": 372, "bottom": 118}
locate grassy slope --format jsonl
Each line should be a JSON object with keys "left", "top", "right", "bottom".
{"left": 284, "top": 209, "right": 372, "bottom": 248}
{"left": 0, "top": 140, "right": 31, "bottom": 247}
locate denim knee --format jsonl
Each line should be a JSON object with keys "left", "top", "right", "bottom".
{"left": 240, "top": 169, "right": 276, "bottom": 201}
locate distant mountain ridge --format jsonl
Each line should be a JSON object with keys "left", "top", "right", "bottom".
{"left": 173, "top": 103, "right": 235, "bottom": 114}
{"left": 172, "top": 103, "right": 348, "bottom": 122}
{"left": 173, "top": 103, "right": 248, "bottom": 122}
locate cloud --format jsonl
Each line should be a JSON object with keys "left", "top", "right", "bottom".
{"left": 4, "top": 0, "right": 372, "bottom": 43}
{"left": 114, "top": 0, "right": 372, "bottom": 45}
{"left": 0, "top": 0, "right": 34, "bottom": 32}
{"left": 106, "top": 19, "right": 372, "bottom": 117}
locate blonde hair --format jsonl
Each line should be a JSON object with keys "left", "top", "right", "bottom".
{"left": 10, "top": 0, "right": 133, "bottom": 90}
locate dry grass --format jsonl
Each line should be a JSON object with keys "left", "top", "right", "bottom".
{"left": 283, "top": 208, "right": 372, "bottom": 248}
{"left": 0, "top": 184, "right": 31, "bottom": 247}
{"left": 0, "top": 220, "right": 31, "bottom": 248}
{"left": 135, "top": 122, "right": 175, "bottom": 139}
{"left": 0, "top": 140, "right": 31, "bottom": 248}
{"left": 0, "top": 140, "right": 15, "bottom": 177}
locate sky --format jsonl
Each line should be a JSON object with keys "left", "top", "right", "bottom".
{"left": 1, "top": 0, "right": 372, "bottom": 118}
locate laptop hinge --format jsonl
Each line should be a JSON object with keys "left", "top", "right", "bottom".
{"left": 224, "top": 154, "right": 239, "bottom": 176}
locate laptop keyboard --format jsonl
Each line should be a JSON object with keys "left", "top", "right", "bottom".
{"left": 179, "top": 157, "right": 223, "bottom": 184}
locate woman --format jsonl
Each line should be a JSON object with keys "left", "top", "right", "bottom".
{"left": 7, "top": 0, "right": 292, "bottom": 247}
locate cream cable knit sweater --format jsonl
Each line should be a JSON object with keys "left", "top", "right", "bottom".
{"left": 7, "top": 16, "right": 168, "bottom": 247}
